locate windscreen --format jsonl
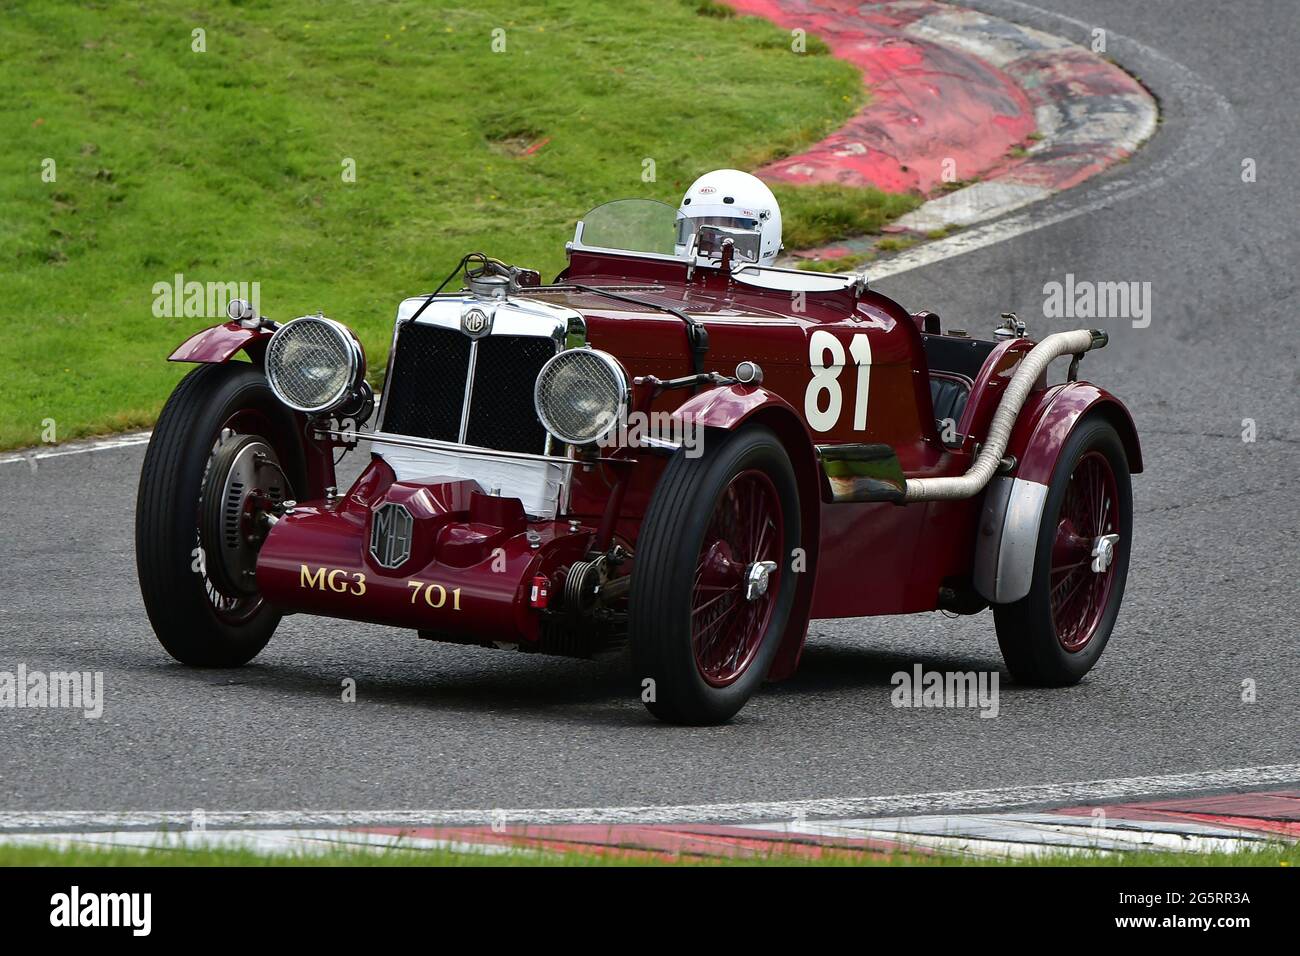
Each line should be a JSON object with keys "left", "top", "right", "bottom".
{"left": 577, "top": 199, "right": 679, "bottom": 256}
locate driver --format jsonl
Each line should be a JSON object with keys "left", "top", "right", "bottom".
{"left": 674, "top": 169, "right": 783, "bottom": 267}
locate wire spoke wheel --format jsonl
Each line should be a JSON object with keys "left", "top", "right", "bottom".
{"left": 629, "top": 426, "right": 802, "bottom": 724}
{"left": 993, "top": 418, "right": 1132, "bottom": 686}
{"left": 690, "top": 469, "right": 783, "bottom": 687}
{"left": 1049, "top": 451, "right": 1121, "bottom": 652}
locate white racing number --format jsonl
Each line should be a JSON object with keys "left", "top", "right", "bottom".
{"left": 804, "top": 330, "right": 871, "bottom": 432}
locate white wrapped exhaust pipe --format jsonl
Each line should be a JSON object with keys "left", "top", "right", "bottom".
{"left": 904, "top": 329, "right": 1108, "bottom": 502}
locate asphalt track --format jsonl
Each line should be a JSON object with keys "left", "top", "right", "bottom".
{"left": 0, "top": 0, "right": 1296, "bottom": 816}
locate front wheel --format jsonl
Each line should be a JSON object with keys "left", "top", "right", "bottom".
{"left": 135, "top": 363, "right": 306, "bottom": 666}
{"left": 993, "top": 417, "right": 1132, "bottom": 685}
{"left": 630, "top": 426, "right": 801, "bottom": 725}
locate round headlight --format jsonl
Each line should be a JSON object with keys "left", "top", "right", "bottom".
{"left": 265, "top": 316, "right": 365, "bottom": 414}
{"left": 534, "top": 349, "right": 629, "bottom": 446}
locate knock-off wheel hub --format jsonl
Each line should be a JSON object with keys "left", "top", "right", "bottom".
{"left": 201, "top": 436, "right": 289, "bottom": 599}
{"left": 744, "top": 560, "right": 778, "bottom": 601}
{"left": 1090, "top": 533, "right": 1120, "bottom": 573}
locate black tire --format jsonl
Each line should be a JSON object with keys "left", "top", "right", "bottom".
{"left": 993, "top": 417, "right": 1132, "bottom": 685}
{"left": 135, "top": 363, "right": 306, "bottom": 666}
{"left": 630, "top": 426, "right": 801, "bottom": 725}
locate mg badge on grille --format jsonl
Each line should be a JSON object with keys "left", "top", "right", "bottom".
{"left": 461, "top": 307, "right": 492, "bottom": 338}
{"left": 369, "top": 502, "right": 414, "bottom": 569}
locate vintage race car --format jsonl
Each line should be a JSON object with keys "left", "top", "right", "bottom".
{"left": 136, "top": 170, "right": 1139, "bottom": 724}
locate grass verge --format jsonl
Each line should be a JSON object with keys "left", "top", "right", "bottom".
{"left": 1, "top": 839, "right": 1294, "bottom": 867}
{"left": 772, "top": 183, "right": 918, "bottom": 249}
{"left": 1, "top": 0, "right": 918, "bottom": 450}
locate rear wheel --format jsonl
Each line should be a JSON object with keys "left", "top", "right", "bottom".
{"left": 993, "top": 418, "right": 1132, "bottom": 685}
{"left": 135, "top": 363, "right": 306, "bottom": 666}
{"left": 630, "top": 426, "right": 801, "bottom": 724}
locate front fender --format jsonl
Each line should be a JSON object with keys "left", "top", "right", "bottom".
{"left": 667, "top": 381, "right": 788, "bottom": 430}
{"left": 167, "top": 325, "right": 340, "bottom": 497}
{"left": 974, "top": 382, "right": 1141, "bottom": 604}
{"left": 169, "top": 321, "right": 273, "bottom": 364}
{"left": 671, "top": 384, "right": 819, "bottom": 682}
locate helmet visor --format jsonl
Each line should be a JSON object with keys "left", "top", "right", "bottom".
{"left": 676, "top": 216, "right": 763, "bottom": 263}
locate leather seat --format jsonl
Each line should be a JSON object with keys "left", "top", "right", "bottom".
{"left": 929, "top": 374, "right": 971, "bottom": 446}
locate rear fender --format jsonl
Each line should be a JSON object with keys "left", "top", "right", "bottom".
{"left": 169, "top": 321, "right": 273, "bottom": 365}
{"left": 974, "top": 382, "right": 1141, "bottom": 603}
{"left": 1011, "top": 382, "right": 1143, "bottom": 483}
{"left": 671, "top": 385, "right": 819, "bottom": 681}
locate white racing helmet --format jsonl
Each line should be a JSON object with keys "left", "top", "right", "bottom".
{"left": 675, "top": 169, "right": 782, "bottom": 267}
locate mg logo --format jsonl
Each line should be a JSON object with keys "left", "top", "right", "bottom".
{"left": 369, "top": 502, "right": 413, "bottom": 569}
{"left": 461, "top": 307, "right": 491, "bottom": 338}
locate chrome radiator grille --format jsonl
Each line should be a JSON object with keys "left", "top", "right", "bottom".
{"left": 381, "top": 322, "right": 555, "bottom": 454}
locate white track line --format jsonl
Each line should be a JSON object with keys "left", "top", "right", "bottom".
{"left": 0, "top": 828, "right": 526, "bottom": 857}
{"left": 754, "top": 812, "right": 1281, "bottom": 859}
{"left": 1, "top": 764, "right": 1296, "bottom": 832}
{"left": 0, "top": 823, "right": 1260, "bottom": 861}
{"left": 0, "top": 431, "right": 152, "bottom": 466}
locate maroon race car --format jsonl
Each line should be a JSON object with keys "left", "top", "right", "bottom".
{"left": 136, "top": 170, "right": 1139, "bottom": 724}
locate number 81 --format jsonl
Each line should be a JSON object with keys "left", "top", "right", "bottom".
{"left": 804, "top": 330, "right": 871, "bottom": 433}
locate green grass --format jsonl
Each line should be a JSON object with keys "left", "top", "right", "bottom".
{"left": 772, "top": 183, "right": 918, "bottom": 249}
{"left": 877, "top": 235, "right": 919, "bottom": 253}
{"left": 796, "top": 252, "right": 871, "bottom": 273}
{"left": 0, "top": 0, "right": 919, "bottom": 450}
{"left": 2, "top": 839, "right": 1295, "bottom": 867}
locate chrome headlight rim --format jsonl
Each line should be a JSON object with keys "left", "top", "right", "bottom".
{"left": 265, "top": 315, "right": 366, "bottom": 415}
{"left": 533, "top": 348, "right": 630, "bottom": 447}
